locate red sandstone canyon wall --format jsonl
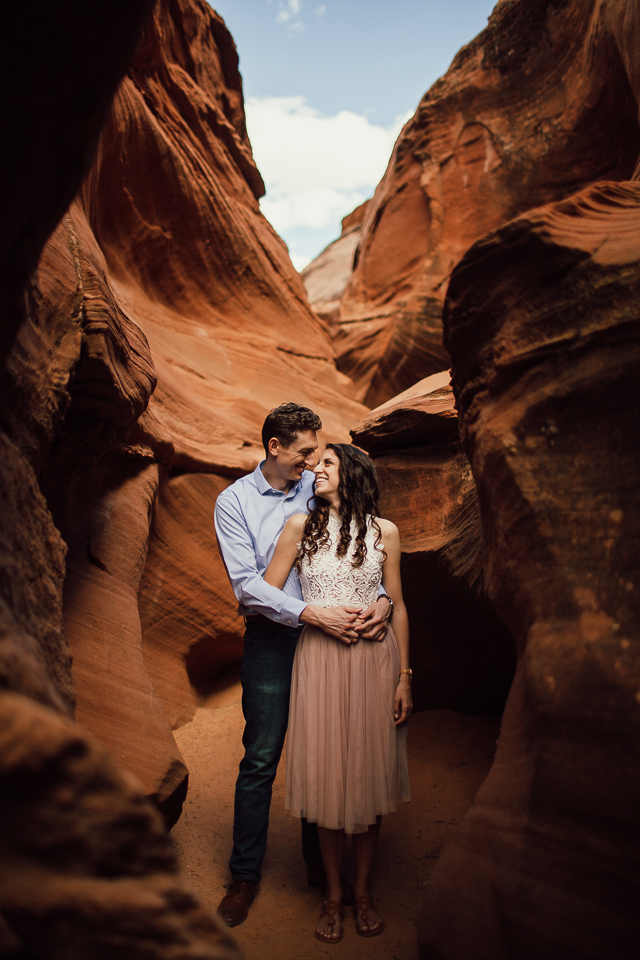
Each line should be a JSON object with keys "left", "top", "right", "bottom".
{"left": 301, "top": 199, "right": 370, "bottom": 337}
{"left": 419, "top": 175, "right": 640, "bottom": 960}
{"left": 337, "top": 3, "right": 640, "bottom": 956}
{"left": 335, "top": 0, "right": 640, "bottom": 407}
{"left": 0, "top": 0, "right": 362, "bottom": 953}
{"left": 2, "top": 0, "right": 640, "bottom": 954}
{"left": 32, "top": 0, "right": 366, "bottom": 812}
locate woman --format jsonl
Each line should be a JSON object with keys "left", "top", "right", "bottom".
{"left": 265, "top": 443, "right": 411, "bottom": 943}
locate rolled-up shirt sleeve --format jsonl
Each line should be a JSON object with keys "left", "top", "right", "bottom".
{"left": 214, "top": 491, "right": 307, "bottom": 627}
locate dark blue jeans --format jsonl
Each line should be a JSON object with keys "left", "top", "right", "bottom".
{"left": 229, "top": 619, "right": 321, "bottom": 883}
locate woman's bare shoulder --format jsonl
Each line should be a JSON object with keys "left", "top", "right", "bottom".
{"left": 375, "top": 517, "right": 399, "bottom": 538}
{"left": 285, "top": 512, "right": 307, "bottom": 532}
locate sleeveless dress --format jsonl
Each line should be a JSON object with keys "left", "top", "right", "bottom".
{"left": 285, "top": 513, "right": 410, "bottom": 834}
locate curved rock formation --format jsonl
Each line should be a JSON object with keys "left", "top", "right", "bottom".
{"left": 138, "top": 471, "right": 240, "bottom": 730}
{"left": 65, "top": 0, "right": 364, "bottom": 741}
{"left": 0, "top": 690, "right": 237, "bottom": 960}
{"left": 337, "top": 0, "right": 640, "bottom": 406}
{"left": 4, "top": 0, "right": 365, "bottom": 814}
{"left": 0, "top": 0, "right": 247, "bottom": 954}
{"left": 301, "top": 199, "right": 370, "bottom": 336}
{"left": 420, "top": 180, "right": 640, "bottom": 959}
{"left": 352, "top": 373, "right": 516, "bottom": 714}
{"left": 4, "top": 0, "right": 366, "bottom": 818}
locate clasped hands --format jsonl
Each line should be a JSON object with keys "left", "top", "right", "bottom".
{"left": 303, "top": 597, "right": 391, "bottom": 644}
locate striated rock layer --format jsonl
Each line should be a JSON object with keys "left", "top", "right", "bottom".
{"left": 352, "top": 373, "right": 515, "bottom": 714}
{"left": 71, "top": 0, "right": 364, "bottom": 739}
{"left": 337, "top": 0, "right": 640, "bottom": 406}
{"left": 301, "top": 200, "right": 370, "bottom": 337}
{"left": 0, "top": 0, "right": 247, "bottom": 955}
{"left": 420, "top": 181, "right": 640, "bottom": 959}
{"left": 17, "top": 0, "right": 365, "bottom": 811}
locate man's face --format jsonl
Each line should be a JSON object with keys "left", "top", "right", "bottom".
{"left": 269, "top": 430, "right": 318, "bottom": 483}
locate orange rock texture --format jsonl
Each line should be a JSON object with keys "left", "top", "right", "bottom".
{"left": 336, "top": 0, "right": 640, "bottom": 407}
{"left": 3, "top": 0, "right": 640, "bottom": 954}
{"left": 0, "top": 691, "right": 238, "bottom": 960}
{"left": 0, "top": 0, "right": 361, "bottom": 953}
{"left": 301, "top": 199, "right": 370, "bottom": 336}
{"left": 38, "top": 0, "right": 364, "bottom": 812}
{"left": 420, "top": 180, "right": 640, "bottom": 959}
{"left": 351, "top": 373, "right": 516, "bottom": 715}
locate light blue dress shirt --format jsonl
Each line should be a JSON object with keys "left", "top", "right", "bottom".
{"left": 214, "top": 461, "right": 315, "bottom": 627}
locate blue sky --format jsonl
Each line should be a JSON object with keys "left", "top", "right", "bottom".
{"left": 208, "top": 0, "right": 497, "bottom": 267}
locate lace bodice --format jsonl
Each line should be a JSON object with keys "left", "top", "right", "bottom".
{"left": 298, "top": 513, "right": 384, "bottom": 608}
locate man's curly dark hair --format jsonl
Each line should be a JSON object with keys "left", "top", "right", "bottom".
{"left": 261, "top": 402, "right": 322, "bottom": 454}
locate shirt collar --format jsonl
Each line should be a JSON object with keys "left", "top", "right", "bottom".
{"left": 254, "top": 460, "right": 304, "bottom": 498}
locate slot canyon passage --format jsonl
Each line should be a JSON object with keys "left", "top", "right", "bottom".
{"left": 0, "top": 0, "right": 639, "bottom": 958}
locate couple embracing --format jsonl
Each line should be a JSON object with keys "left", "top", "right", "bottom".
{"left": 214, "top": 402, "right": 411, "bottom": 943}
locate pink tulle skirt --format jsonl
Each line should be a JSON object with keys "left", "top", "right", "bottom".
{"left": 285, "top": 623, "right": 410, "bottom": 834}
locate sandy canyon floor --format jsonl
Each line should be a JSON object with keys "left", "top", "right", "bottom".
{"left": 171, "top": 670, "right": 501, "bottom": 960}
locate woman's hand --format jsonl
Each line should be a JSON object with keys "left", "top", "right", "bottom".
{"left": 354, "top": 596, "right": 391, "bottom": 642}
{"left": 394, "top": 675, "right": 412, "bottom": 725}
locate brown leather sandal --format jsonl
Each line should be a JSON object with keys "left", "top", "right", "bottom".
{"left": 315, "top": 900, "right": 345, "bottom": 943}
{"left": 354, "top": 895, "right": 385, "bottom": 937}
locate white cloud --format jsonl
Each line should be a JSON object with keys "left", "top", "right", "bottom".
{"left": 245, "top": 96, "right": 412, "bottom": 236}
{"left": 275, "top": 0, "right": 304, "bottom": 31}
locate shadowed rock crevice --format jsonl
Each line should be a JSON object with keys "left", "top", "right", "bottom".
{"left": 420, "top": 178, "right": 640, "bottom": 960}
{"left": 352, "top": 373, "right": 517, "bottom": 716}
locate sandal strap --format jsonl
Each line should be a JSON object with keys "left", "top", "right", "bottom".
{"left": 355, "top": 895, "right": 375, "bottom": 922}
{"left": 321, "top": 900, "right": 345, "bottom": 926}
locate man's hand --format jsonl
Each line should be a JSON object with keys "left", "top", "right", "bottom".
{"left": 353, "top": 596, "right": 391, "bottom": 642}
{"left": 301, "top": 604, "right": 363, "bottom": 644}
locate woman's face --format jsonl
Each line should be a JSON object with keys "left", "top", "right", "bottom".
{"left": 313, "top": 448, "right": 341, "bottom": 500}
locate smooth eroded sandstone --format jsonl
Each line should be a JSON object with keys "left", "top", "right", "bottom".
{"left": 10, "top": 0, "right": 367, "bottom": 812}
{"left": 0, "top": 0, "right": 246, "bottom": 945}
{"left": 0, "top": 0, "right": 156, "bottom": 372}
{"left": 301, "top": 199, "right": 370, "bottom": 336}
{"left": 139, "top": 472, "right": 240, "bottom": 730}
{"left": 420, "top": 179, "right": 640, "bottom": 960}
{"left": 337, "top": 0, "right": 640, "bottom": 406}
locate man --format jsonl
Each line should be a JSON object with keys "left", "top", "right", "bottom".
{"left": 214, "top": 402, "right": 392, "bottom": 927}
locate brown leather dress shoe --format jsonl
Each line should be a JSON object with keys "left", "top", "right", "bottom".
{"left": 217, "top": 879, "right": 259, "bottom": 927}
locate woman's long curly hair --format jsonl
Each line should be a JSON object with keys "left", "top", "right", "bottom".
{"left": 297, "top": 443, "right": 383, "bottom": 570}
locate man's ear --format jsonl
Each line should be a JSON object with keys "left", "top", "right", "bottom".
{"left": 267, "top": 437, "right": 280, "bottom": 458}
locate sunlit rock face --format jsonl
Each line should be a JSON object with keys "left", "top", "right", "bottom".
{"left": 352, "top": 372, "right": 516, "bottom": 715}
{"left": 0, "top": 0, "right": 361, "bottom": 951}
{"left": 0, "top": 0, "right": 247, "bottom": 953}
{"left": 34, "top": 0, "right": 365, "bottom": 802}
{"left": 301, "top": 200, "right": 370, "bottom": 337}
{"left": 420, "top": 180, "right": 640, "bottom": 960}
{"left": 336, "top": 0, "right": 640, "bottom": 407}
